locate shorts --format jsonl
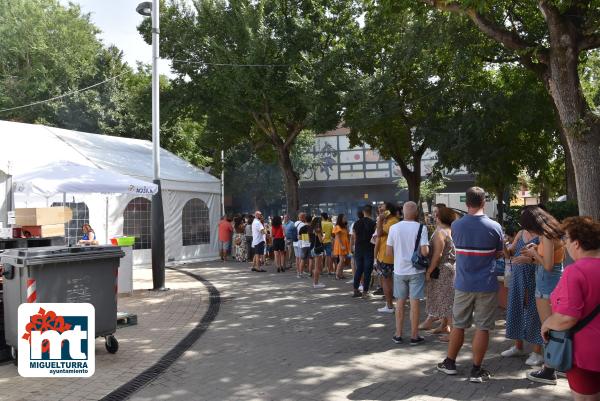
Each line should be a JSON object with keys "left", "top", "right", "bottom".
{"left": 535, "top": 263, "right": 563, "bottom": 299}
{"left": 272, "top": 238, "right": 285, "bottom": 251}
{"left": 311, "top": 248, "right": 323, "bottom": 258}
{"left": 393, "top": 273, "right": 425, "bottom": 300}
{"left": 567, "top": 364, "right": 600, "bottom": 395}
{"left": 376, "top": 261, "right": 394, "bottom": 278}
{"left": 219, "top": 241, "right": 231, "bottom": 252}
{"left": 294, "top": 245, "right": 302, "bottom": 258}
{"left": 453, "top": 289, "right": 497, "bottom": 331}
{"left": 300, "top": 247, "right": 311, "bottom": 260}
{"left": 323, "top": 243, "right": 332, "bottom": 256}
{"left": 253, "top": 241, "right": 265, "bottom": 255}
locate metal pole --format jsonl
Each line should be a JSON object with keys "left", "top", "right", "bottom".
{"left": 151, "top": 0, "right": 166, "bottom": 290}
{"left": 221, "top": 150, "right": 225, "bottom": 216}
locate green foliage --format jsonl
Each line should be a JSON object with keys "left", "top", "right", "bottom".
{"left": 504, "top": 201, "right": 579, "bottom": 235}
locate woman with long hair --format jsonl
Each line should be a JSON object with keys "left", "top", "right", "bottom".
{"left": 310, "top": 216, "right": 326, "bottom": 288}
{"left": 422, "top": 206, "right": 457, "bottom": 342}
{"left": 245, "top": 215, "right": 255, "bottom": 263}
{"left": 333, "top": 214, "right": 350, "bottom": 280}
{"left": 501, "top": 206, "right": 544, "bottom": 366}
{"left": 79, "top": 224, "right": 98, "bottom": 245}
{"left": 271, "top": 215, "right": 285, "bottom": 272}
{"left": 519, "top": 206, "right": 566, "bottom": 385}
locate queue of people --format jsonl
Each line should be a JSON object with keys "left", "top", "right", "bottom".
{"left": 218, "top": 187, "right": 600, "bottom": 400}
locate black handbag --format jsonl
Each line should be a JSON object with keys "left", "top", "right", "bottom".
{"left": 544, "top": 304, "right": 600, "bottom": 371}
{"left": 430, "top": 267, "right": 440, "bottom": 279}
{"left": 411, "top": 223, "right": 429, "bottom": 271}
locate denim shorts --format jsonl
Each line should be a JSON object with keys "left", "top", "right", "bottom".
{"left": 535, "top": 263, "right": 563, "bottom": 299}
{"left": 393, "top": 273, "right": 425, "bottom": 300}
{"left": 293, "top": 245, "right": 302, "bottom": 258}
{"left": 219, "top": 240, "right": 231, "bottom": 251}
{"left": 322, "top": 242, "right": 332, "bottom": 256}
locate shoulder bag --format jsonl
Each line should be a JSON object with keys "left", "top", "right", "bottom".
{"left": 544, "top": 304, "right": 600, "bottom": 372}
{"left": 411, "top": 223, "right": 429, "bottom": 271}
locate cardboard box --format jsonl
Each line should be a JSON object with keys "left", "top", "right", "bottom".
{"left": 21, "top": 224, "right": 65, "bottom": 238}
{"left": 14, "top": 207, "right": 73, "bottom": 226}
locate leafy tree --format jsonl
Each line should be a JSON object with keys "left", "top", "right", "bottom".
{"left": 344, "top": 3, "right": 486, "bottom": 202}
{"left": 141, "top": 0, "right": 360, "bottom": 213}
{"left": 420, "top": 0, "right": 600, "bottom": 219}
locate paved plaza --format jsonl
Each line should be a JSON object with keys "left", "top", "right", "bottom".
{"left": 0, "top": 261, "right": 571, "bottom": 400}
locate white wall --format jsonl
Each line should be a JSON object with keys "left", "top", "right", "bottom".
{"left": 435, "top": 193, "right": 498, "bottom": 218}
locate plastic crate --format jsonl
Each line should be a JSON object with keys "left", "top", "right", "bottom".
{"left": 110, "top": 236, "right": 136, "bottom": 246}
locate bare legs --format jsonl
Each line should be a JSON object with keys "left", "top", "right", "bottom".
{"left": 382, "top": 276, "right": 394, "bottom": 309}
{"left": 313, "top": 255, "right": 323, "bottom": 285}
{"left": 336, "top": 256, "right": 345, "bottom": 279}
{"left": 446, "top": 327, "right": 489, "bottom": 366}
{"left": 395, "top": 298, "right": 420, "bottom": 339}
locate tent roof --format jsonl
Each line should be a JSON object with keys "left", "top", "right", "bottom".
{"left": 0, "top": 120, "right": 220, "bottom": 194}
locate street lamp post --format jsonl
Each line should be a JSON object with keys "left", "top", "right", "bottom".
{"left": 137, "top": 1, "right": 167, "bottom": 291}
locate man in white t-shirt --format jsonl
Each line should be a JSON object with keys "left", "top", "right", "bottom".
{"left": 386, "top": 201, "right": 429, "bottom": 345}
{"left": 251, "top": 211, "right": 266, "bottom": 272}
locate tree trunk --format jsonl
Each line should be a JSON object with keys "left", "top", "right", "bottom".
{"left": 395, "top": 150, "right": 423, "bottom": 204}
{"left": 558, "top": 133, "right": 577, "bottom": 201}
{"left": 276, "top": 146, "right": 300, "bottom": 214}
{"left": 542, "top": 49, "right": 600, "bottom": 218}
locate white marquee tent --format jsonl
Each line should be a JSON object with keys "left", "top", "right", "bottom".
{"left": 0, "top": 120, "right": 220, "bottom": 266}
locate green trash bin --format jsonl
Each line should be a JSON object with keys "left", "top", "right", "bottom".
{"left": 1, "top": 245, "right": 124, "bottom": 362}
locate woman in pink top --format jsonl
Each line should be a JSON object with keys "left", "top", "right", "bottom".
{"left": 541, "top": 216, "right": 600, "bottom": 401}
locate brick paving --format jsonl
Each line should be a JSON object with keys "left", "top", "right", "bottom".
{"left": 130, "top": 261, "right": 571, "bottom": 401}
{"left": 0, "top": 267, "right": 208, "bottom": 401}
{"left": 0, "top": 260, "right": 572, "bottom": 401}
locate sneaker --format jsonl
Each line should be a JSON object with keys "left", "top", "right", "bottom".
{"left": 362, "top": 292, "right": 371, "bottom": 299}
{"left": 392, "top": 336, "right": 403, "bottom": 344}
{"left": 525, "top": 352, "right": 544, "bottom": 366}
{"left": 373, "top": 287, "right": 384, "bottom": 295}
{"left": 526, "top": 367, "right": 557, "bottom": 385}
{"left": 313, "top": 283, "right": 325, "bottom": 289}
{"left": 377, "top": 305, "right": 395, "bottom": 314}
{"left": 469, "top": 367, "right": 491, "bottom": 383}
{"left": 410, "top": 336, "right": 425, "bottom": 346}
{"left": 352, "top": 290, "right": 363, "bottom": 298}
{"left": 501, "top": 345, "right": 526, "bottom": 358}
{"left": 436, "top": 358, "right": 457, "bottom": 375}
{"left": 345, "top": 279, "right": 354, "bottom": 284}
{"left": 358, "top": 284, "right": 364, "bottom": 292}
{"left": 297, "top": 273, "right": 302, "bottom": 279}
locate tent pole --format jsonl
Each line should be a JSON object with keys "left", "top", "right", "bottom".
{"left": 105, "top": 196, "right": 109, "bottom": 244}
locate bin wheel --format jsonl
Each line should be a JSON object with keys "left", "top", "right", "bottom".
{"left": 105, "top": 335, "right": 119, "bottom": 354}
{"left": 10, "top": 347, "right": 17, "bottom": 365}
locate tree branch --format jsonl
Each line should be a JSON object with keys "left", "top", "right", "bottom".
{"left": 421, "top": 0, "right": 536, "bottom": 52}
{"left": 283, "top": 121, "right": 305, "bottom": 151}
{"left": 579, "top": 32, "right": 600, "bottom": 52}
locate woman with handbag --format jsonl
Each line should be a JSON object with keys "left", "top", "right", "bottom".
{"left": 541, "top": 216, "right": 600, "bottom": 400}
{"left": 422, "top": 206, "right": 457, "bottom": 342}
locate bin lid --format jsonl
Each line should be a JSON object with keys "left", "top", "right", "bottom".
{"left": 0, "top": 245, "right": 125, "bottom": 266}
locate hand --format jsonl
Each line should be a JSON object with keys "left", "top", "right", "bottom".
{"left": 512, "top": 255, "right": 533, "bottom": 265}
{"left": 521, "top": 246, "right": 537, "bottom": 258}
{"left": 425, "top": 271, "right": 431, "bottom": 281}
{"left": 541, "top": 325, "right": 550, "bottom": 343}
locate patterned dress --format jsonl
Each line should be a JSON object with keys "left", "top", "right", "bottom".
{"left": 426, "top": 231, "right": 456, "bottom": 319}
{"left": 505, "top": 233, "right": 542, "bottom": 344}
{"left": 233, "top": 231, "right": 248, "bottom": 262}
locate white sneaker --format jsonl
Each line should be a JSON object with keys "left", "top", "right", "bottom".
{"left": 501, "top": 346, "right": 526, "bottom": 358}
{"left": 297, "top": 273, "right": 302, "bottom": 279}
{"left": 377, "top": 306, "right": 395, "bottom": 314}
{"left": 345, "top": 279, "right": 354, "bottom": 284}
{"left": 525, "top": 352, "right": 544, "bottom": 366}
{"left": 358, "top": 284, "right": 364, "bottom": 292}
{"left": 313, "top": 283, "right": 326, "bottom": 289}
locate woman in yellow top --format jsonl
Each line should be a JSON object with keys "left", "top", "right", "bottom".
{"left": 333, "top": 214, "right": 350, "bottom": 280}
{"left": 321, "top": 213, "right": 335, "bottom": 275}
{"left": 520, "top": 206, "right": 565, "bottom": 384}
{"left": 375, "top": 203, "right": 399, "bottom": 313}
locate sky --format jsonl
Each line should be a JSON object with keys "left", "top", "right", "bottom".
{"left": 62, "top": 0, "right": 173, "bottom": 75}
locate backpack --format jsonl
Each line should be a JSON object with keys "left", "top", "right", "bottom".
{"left": 288, "top": 221, "right": 299, "bottom": 242}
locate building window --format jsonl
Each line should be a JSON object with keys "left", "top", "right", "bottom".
{"left": 123, "top": 197, "right": 151, "bottom": 250}
{"left": 51, "top": 202, "right": 89, "bottom": 246}
{"left": 182, "top": 198, "right": 210, "bottom": 246}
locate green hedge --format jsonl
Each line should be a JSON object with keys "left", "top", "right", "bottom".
{"left": 504, "top": 201, "right": 579, "bottom": 235}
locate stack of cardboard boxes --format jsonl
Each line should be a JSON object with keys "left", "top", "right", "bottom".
{"left": 14, "top": 207, "right": 72, "bottom": 238}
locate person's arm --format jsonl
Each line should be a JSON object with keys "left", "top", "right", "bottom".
{"left": 522, "top": 236, "right": 554, "bottom": 271}
{"left": 376, "top": 214, "right": 385, "bottom": 237}
{"left": 541, "top": 312, "right": 579, "bottom": 341}
{"left": 504, "top": 230, "right": 522, "bottom": 258}
{"left": 386, "top": 227, "right": 394, "bottom": 258}
{"left": 426, "top": 230, "right": 444, "bottom": 280}
{"left": 419, "top": 225, "right": 429, "bottom": 257}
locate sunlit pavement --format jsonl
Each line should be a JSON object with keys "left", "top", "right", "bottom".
{"left": 129, "top": 261, "right": 571, "bottom": 401}
{"left": 0, "top": 267, "right": 208, "bottom": 401}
